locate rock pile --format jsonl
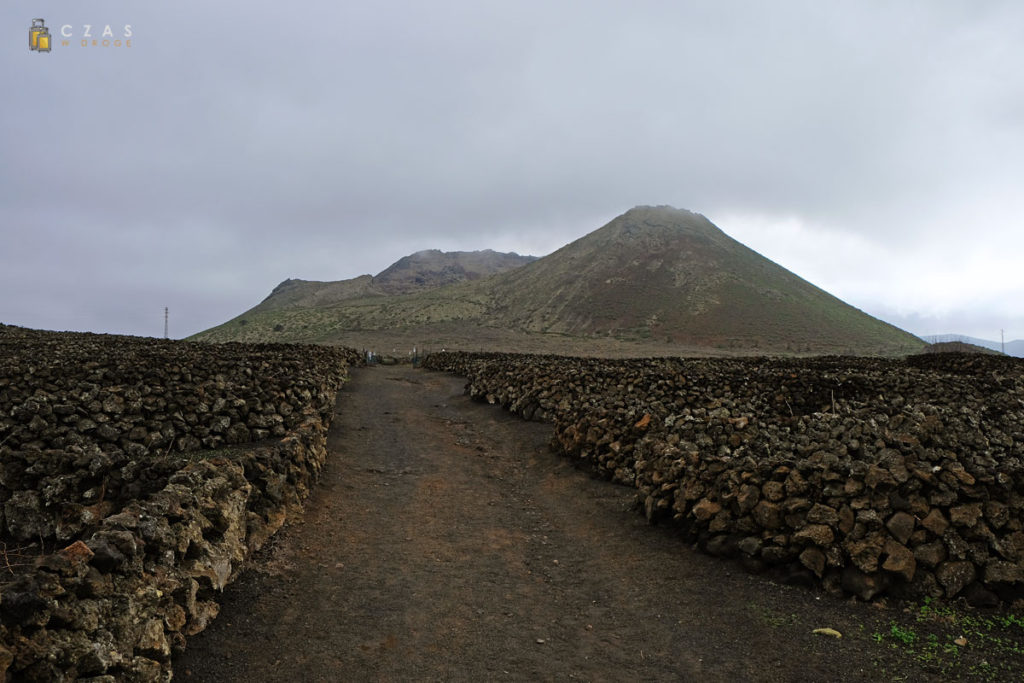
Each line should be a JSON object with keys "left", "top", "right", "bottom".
{"left": 0, "top": 325, "right": 357, "bottom": 681}
{"left": 424, "top": 351, "right": 1024, "bottom": 605}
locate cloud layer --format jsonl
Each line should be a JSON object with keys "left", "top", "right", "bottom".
{"left": 3, "top": 1, "right": 1022, "bottom": 341}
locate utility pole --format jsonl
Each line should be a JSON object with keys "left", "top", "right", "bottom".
{"left": 164, "top": 307, "right": 169, "bottom": 339}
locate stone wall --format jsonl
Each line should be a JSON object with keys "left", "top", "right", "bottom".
{"left": 0, "top": 324, "right": 361, "bottom": 455}
{"left": 423, "top": 351, "right": 1024, "bottom": 606}
{"left": 0, "top": 325, "right": 358, "bottom": 681}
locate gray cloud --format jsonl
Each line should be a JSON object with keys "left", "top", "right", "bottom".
{"left": 2, "top": 0, "right": 1022, "bottom": 340}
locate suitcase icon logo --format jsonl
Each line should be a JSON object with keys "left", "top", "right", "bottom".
{"left": 30, "top": 19, "right": 52, "bottom": 52}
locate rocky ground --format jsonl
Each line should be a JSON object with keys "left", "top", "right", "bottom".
{"left": 173, "top": 366, "right": 1022, "bottom": 681}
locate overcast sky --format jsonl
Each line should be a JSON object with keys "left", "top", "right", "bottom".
{"left": 3, "top": 1, "right": 1022, "bottom": 342}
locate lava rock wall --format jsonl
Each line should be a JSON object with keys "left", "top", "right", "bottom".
{"left": 424, "top": 351, "right": 1024, "bottom": 606}
{"left": 0, "top": 325, "right": 358, "bottom": 681}
{"left": 0, "top": 325, "right": 360, "bottom": 543}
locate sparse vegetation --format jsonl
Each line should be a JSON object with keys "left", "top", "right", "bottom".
{"left": 867, "top": 598, "right": 1024, "bottom": 680}
{"left": 753, "top": 586, "right": 1024, "bottom": 680}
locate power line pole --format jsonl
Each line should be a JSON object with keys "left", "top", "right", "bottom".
{"left": 164, "top": 307, "right": 169, "bottom": 339}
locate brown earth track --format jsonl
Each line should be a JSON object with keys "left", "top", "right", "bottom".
{"left": 173, "top": 366, "right": 941, "bottom": 682}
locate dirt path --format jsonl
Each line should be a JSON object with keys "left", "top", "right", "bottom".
{"left": 173, "top": 366, "right": 933, "bottom": 682}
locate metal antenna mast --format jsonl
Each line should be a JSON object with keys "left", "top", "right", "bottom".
{"left": 164, "top": 307, "right": 169, "bottom": 339}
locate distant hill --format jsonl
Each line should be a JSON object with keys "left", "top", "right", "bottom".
{"left": 922, "top": 341, "right": 1004, "bottom": 355}
{"left": 922, "top": 335, "right": 1024, "bottom": 358}
{"left": 192, "top": 206, "right": 926, "bottom": 356}
{"left": 371, "top": 249, "right": 538, "bottom": 295}
{"left": 252, "top": 249, "right": 536, "bottom": 313}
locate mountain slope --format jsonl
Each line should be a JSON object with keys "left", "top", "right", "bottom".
{"left": 193, "top": 206, "right": 925, "bottom": 356}
{"left": 479, "top": 206, "right": 921, "bottom": 352}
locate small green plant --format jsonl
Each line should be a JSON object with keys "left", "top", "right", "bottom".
{"left": 889, "top": 622, "right": 918, "bottom": 646}
{"left": 915, "top": 596, "right": 956, "bottom": 624}
{"left": 997, "top": 614, "right": 1024, "bottom": 629}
